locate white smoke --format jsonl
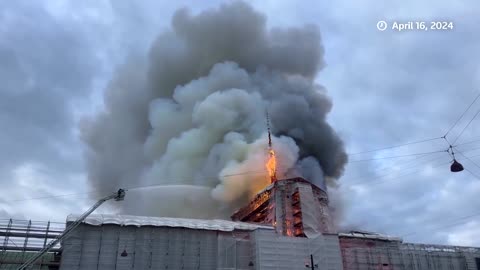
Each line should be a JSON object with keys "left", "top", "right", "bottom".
{"left": 81, "top": 1, "right": 347, "bottom": 218}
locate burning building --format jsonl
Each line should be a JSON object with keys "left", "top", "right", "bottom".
{"left": 2, "top": 111, "right": 480, "bottom": 270}
{"left": 231, "top": 177, "right": 333, "bottom": 237}
{"left": 2, "top": 176, "right": 480, "bottom": 269}
{"left": 3, "top": 127, "right": 479, "bottom": 269}
{"left": 48, "top": 178, "right": 480, "bottom": 269}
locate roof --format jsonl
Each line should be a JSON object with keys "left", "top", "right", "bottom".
{"left": 339, "top": 231, "right": 403, "bottom": 242}
{"left": 256, "top": 182, "right": 274, "bottom": 195}
{"left": 67, "top": 214, "right": 274, "bottom": 232}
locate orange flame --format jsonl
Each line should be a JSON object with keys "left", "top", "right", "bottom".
{"left": 266, "top": 148, "right": 277, "bottom": 182}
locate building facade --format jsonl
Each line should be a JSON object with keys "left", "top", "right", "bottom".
{"left": 2, "top": 177, "right": 480, "bottom": 269}
{"left": 58, "top": 215, "right": 343, "bottom": 270}
{"left": 231, "top": 178, "right": 333, "bottom": 238}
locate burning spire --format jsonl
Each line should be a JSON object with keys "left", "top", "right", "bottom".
{"left": 266, "top": 112, "right": 277, "bottom": 183}
{"left": 267, "top": 112, "right": 272, "bottom": 148}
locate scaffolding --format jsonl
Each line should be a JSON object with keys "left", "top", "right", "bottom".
{"left": 0, "top": 219, "right": 64, "bottom": 269}
{"left": 231, "top": 177, "right": 333, "bottom": 238}
{"left": 339, "top": 234, "right": 480, "bottom": 270}
{"left": 59, "top": 222, "right": 259, "bottom": 270}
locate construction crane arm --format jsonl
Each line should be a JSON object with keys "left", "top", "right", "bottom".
{"left": 17, "top": 189, "right": 126, "bottom": 270}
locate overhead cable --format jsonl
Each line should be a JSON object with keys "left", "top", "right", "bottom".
{"left": 444, "top": 91, "right": 480, "bottom": 139}
{"left": 348, "top": 137, "right": 443, "bottom": 155}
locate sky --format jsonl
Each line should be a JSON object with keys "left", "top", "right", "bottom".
{"left": 1, "top": 0, "right": 479, "bottom": 246}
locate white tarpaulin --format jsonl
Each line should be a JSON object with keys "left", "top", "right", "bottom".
{"left": 67, "top": 214, "right": 273, "bottom": 232}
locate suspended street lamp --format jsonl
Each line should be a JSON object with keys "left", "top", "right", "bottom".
{"left": 121, "top": 249, "right": 128, "bottom": 257}
{"left": 451, "top": 159, "right": 464, "bottom": 172}
{"left": 449, "top": 146, "right": 464, "bottom": 172}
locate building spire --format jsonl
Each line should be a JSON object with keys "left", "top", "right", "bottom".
{"left": 266, "top": 111, "right": 272, "bottom": 148}
{"left": 266, "top": 111, "right": 276, "bottom": 182}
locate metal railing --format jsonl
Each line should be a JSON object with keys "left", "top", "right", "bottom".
{"left": 0, "top": 219, "right": 65, "bottom": 269}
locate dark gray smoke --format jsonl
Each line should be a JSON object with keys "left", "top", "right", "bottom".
{"left": 81, "top": 1, "right": 347, "bottom": 218}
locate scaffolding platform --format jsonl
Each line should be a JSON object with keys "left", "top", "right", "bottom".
{"left": 0, "top": 219, "right": 64, "bottom": 270}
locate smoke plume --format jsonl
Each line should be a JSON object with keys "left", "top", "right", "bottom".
{"left": 81, "top": 1, "right": 347, "bottom": 218}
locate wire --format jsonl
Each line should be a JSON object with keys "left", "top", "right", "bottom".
{"left": 126, "top": 153, "right": 448, "bottom": 189}
{"left": 452, "top": 108, "right": 480, "bottom": 145}
{"left": 401, "top": 210, "right": 480, "bottom": 238}
{"left": 0, "top": 147, "right": 450, "bottom": 204}
{"left": 6, "top": 191, "right": 99, "bottom": 203}
{"left": 350, "top": 156, "right": 450, "bottom": 186}
{"left": 2, "top": 174, "right": 268, "bottom": 203}
{"left": 345, "top": 152, "right": 442, "bottom": 183}
{"left": 105, "top": 152, "right": 448, "bottom": 190}
{"left": 2, "top": 149, "right": 447, "bottom": 204}
{"left": 1, "top": 169, "right": 278, "bottom": 203}
{"left": 466, "top": 153, "right": 480, "bottom": 159}
{"left": 454, "top": 148, "right": 480, "bottom": 171}
{"left": 444, "top": 92, "right": 480, "bottom": 138}
{"left": 348, "top": 148, "right": 479, "bottom": 188}
{"left": 349, "top": 152, "right": 447, "bottom": 185}
{"left": 393, "top": 150, "right": 480, "bottom": 238}
{"left": 346, "top": 153, "right": 445, "bottom": 185}
{"left": 348, "top": 149, "right": 447, "bottom": 163}
{"left": 348, "top": 137, "right": 443, "bottom": 155}
{"left": 348, "top": 91, "right": 479, "bottom": 157}
{"left": 454, "top": 145, "right": 480, "bottom": 154}
{"left": 453, "top": 136, "right": 480, "bottom": 147}
{"left": 464, "top": 167, "right": 480, "bottom": 181}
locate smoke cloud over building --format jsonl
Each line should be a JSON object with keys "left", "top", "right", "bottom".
{"left": 81, "top": 1, "right": 347, "bottom": 218}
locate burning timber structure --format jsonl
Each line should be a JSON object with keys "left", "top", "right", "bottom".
{"left": 231, "top": 177, "right": 333, "bottom": 238}
{"left": 1, "top": 177, "right": 480, "bottom": 269}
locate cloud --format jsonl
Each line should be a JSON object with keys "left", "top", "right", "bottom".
{"left": 447, "top": 221, "right": 480, "bottom": 246}
{"left": 81, "top": 1, "right": 347, "bottom": 218}
{"left": 0, "top": 1, "right": 105, "bottom": 220}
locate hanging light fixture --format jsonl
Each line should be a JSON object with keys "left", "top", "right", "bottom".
{"left": 451, "top": 159, "right": 464, "bottom": 172}
{"left": 449, "top": 146, "right": 464, "bottom": 172}
{"left": 121, "top": 249, "right": 128, "bottom": 257}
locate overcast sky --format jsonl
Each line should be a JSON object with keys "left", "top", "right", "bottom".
{"left": 1, "top": 0, "right": 479, "bottom": 247}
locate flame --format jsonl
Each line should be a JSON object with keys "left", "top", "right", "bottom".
{"left": 266, "top": 148, "right": 277, "bottom": 182}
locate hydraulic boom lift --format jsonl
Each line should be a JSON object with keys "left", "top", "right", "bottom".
{"left": 17, "top": 189, "right": 126, "bottom": 270}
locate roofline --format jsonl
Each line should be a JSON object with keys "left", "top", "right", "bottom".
{"left": 67, "top": 214, "right": 274, "bottom": 232}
